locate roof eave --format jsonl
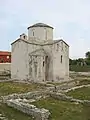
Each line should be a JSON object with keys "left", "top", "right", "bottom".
{"left": 27, "top": 25, "right": 54, "bottom": 29}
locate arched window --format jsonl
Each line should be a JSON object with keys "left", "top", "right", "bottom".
{"left": 61, "top": 55, "right": 62, "bottom": 63}
{"left": 44, "top": 28, "right": 47, "bottom": 40}
{"left": 33, "top": 32, "right": 34, "bottom": 36}
{"left": 61, "top": 41, "right": 63, "bottom": 50}
{"left": 56, "top": 44, "right": 59, "bottom": 51}
{"left": 23, "top": 36, "right": 25, "bottom": 39}
{"left": 32, "top": 29, "right": 35, "bottom": 36}
{"left": 43, "top": 61, "right": 44, "bottom": 67}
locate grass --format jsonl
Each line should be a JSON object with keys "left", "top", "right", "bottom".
{"left": 66, "top": 86, "right": 90, "bottom": 100}
{"left": 0, "top": 81, "right": 46, "bottom": 96}
{"left": 32, "top": 97, "right": 90, "bottom": 120}
{"left": 0, "top": 103, "right": 33, "bottom": 120}
{"left": 70, "top": 65, "right": 90, "bottom": 72}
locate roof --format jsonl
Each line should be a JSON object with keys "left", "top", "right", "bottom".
{"left": 0, "top": 51, "right": 11, "bottom": 56}
{"left": 27, "top": 23, "right": 53, "bottom": 29}
{"left": 11, "top": 38, "right": 69, "bottom": 47}
{"left": 20, "top": 33, "right": 26, "bottom": 36}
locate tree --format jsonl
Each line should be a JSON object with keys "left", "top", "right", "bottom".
{"left": 85, "top": 51, "right": 90, "bottom": 65}
{"left": 85, "top": 51, "right": 90, "bottom": 59}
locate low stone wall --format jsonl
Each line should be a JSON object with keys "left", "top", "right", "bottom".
{"left": 2, "top": 91, "right": 49, "bottom": 103}
{"left": 78, "top": 72, "right": 90, "bottom": 76}
{"left": 46, "top": 81, "right": 76, "bottom": 93}
{"left": 70, "top": 71, "right": 90, "bottom": 77}
{"left": 1, "top": 91, "right": 50, "bottom": 120}
{"left": 0, "top": 63, "right": 11, "bottom": 73}
{"left": 0, "top": 63, "right": 11, "bottom": 80}
{"left": 64, "top": 84, "right": 90, "bottom": 93}
{"left": 6, "top": 99, "right": 50, "bottom": 120}
{"left": 49, "top": 92, "right": 73, "bottom": 101}
{"left": 49, "top": 92, "right": 90, "bottom": 106}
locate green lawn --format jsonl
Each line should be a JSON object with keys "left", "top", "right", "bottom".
{"left": 70, "top": 65, "right": 90, "bottom": 72}
{"left": 66, "top": 87, "right": 90, "bottom": 100}
{"left": 0, "top": 103, "right": 33, "bottom": 120}
{"left": 32, "top": 97, "right": 90, "bottom": 120}
{"left": 0, "top": 81, "right": 46, "bottom": 96}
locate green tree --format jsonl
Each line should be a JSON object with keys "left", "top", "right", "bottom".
{"left": 85, "top": 51, "right": 90, "bottom": 65}
{"left": 85, "top": 51, "right": 90, "bottom": 59}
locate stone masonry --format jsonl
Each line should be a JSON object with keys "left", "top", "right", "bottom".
{"left": 11, "top": 23, "right": 69, "bottom": 82}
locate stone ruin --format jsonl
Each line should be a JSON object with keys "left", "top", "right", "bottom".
{"left": 1, "top": 83, "right": 90, "bottom": 120}
{"left": 7, "top": 99, "right": 50, "bottom": 120}
{"left": 1, "top": 91, "right": 50, "bottom": 120}
{"left": 0, "top": 78, "right": 90, "bottom": 120}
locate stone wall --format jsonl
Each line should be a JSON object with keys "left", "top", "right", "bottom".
{"left": 2, "top": 91, "right": 48, "bottom": 103}
{"left": 70, "top": 71, "right": 90, "bottom": 77}
{"left": 52, "top": 41, "right": 69, "bottom": 82}
{"left": 0, "top": 63, "right": 11, "bottom": 73}
{"left": 64, "top": 84, "right": 90, "bottom": 93}
{"left": 46, "top": 81, "right": 76, "bottom": 93}
{"left": 49, "top": 92, "right": 90, "bottom": 106}
{"left": 0, "top": 63, "right": 11, "bottom": 80}
{"left": 1, "top": 91, "right": 50, "bottom": 120}
{"left": 28, "top": 26, "right": 53, "bottom": 41}
{"left": 11, "top": 38, "right": 69, "bottom": 82}
{"left": 6, "top": 99, "right": 50, "bottom": 120}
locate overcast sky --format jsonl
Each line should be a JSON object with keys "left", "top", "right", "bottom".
{"left": 0, "top": 0, "right": 90, "bottom": 59}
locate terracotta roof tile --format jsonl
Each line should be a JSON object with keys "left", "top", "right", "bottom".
{"left": 0, "top": 51, "right": 11, "bottom": 55}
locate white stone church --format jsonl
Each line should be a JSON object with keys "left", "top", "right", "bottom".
{"left": 11, "top": 23, "right": 69, "bottom": 82}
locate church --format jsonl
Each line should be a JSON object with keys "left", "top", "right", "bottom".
{"left": 11, "top": 23, "right": 69, "bottom": 82}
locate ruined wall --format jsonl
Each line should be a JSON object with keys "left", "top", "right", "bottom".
{"left": 6, "top": 100, "right": 50, "bottom": 120}
{"left": 52, "top": 41, "right": 69, "bottom": 82}
{"left": 2, "top": 91, "right": 50, "bottom": 120}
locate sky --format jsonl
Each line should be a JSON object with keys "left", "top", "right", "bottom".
{"left": 0, "top": 0, "right": 90, "bottom": 59}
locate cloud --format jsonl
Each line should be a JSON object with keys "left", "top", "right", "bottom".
{"left": 0, "top": 0, "right": 90, "bottom": 58}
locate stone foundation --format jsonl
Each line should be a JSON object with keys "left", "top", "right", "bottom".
{"left": 6, "top": 99, "right": 50, "bottom": 120}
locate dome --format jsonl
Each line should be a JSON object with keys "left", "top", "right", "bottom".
{"left": 27, "top": 23, "right": 53, "bottom": 29}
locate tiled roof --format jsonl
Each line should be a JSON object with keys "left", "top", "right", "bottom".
{"left": 0, "top": 51, "right": 11, "bottom": 55}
